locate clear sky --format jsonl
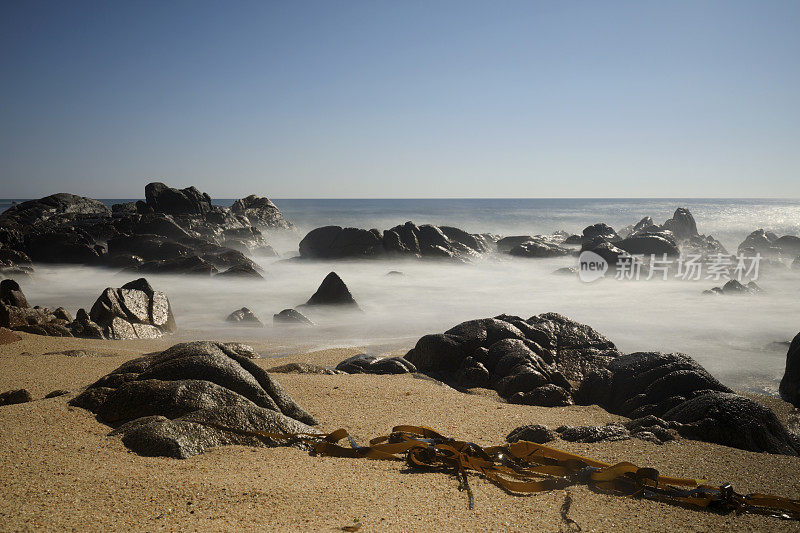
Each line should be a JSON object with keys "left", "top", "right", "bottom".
{"left": 1, "top": 0, "right": 798, "bottom": 199}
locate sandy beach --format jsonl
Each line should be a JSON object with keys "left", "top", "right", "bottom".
{"left": 1, "top": 332, "right": 798, "bottom": 532}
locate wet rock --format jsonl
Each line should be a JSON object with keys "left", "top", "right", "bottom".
{"left": 335, "top": 354, "right": 416, "bottom": 375}
{"left": 88, "top": 278, "right": 177, "bottom": 339}
{"left": 225, "top": 307, "right": 263, "bottom": 326}
{"left": 780, "top": 332, "right": 800, "bottom": 408}
{"left": 405, "top": 313, "right": 618, "bottom": 406}
{"left": 273, "top": 308, "right": 314, "bottom": 326}
{"left": 230, "top": 195, "right": 294, "bottom": 230}
{"left": 616, "top": 232, "right": 680, "bottom": 257}
{"left": 507, "top": 239, "right": 571, "bottom": 258}
{"left": 662, "top": 207, "right": 698, "bottom": 240}
{"left": 582, "top": 223, "right": 619, "bottom": 243}
{"left": 0, "top": 279, "right": 29, "bottom": 308}
{"left": 506, "top": 424, "right": 557, "bottom": 444}
{"left": 0, "top": 389, "right": 32, "bottom": 406}
{"left": 145, "top": 182, "right": 212, "bottom": 216}
{"left": 303, "top": 272, "right": 359, "bottom": 308}
{"left": 299, "top": 226, "right": 383, "bottom": 259}
{"left": 70, "top": 341, "right": 318, "bottom": 458}
{"left": 216, "top": 263, "right": 263, "bottom": 279}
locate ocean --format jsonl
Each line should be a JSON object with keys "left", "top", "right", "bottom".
{"left": 3, "top": 197, "right": 800, "bottom": 395}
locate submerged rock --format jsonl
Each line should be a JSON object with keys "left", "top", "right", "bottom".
{"left": 70, "top": 341, "right": 318, "bottom": 458}
{"left": 273, "top": 308, "right": 314, "bottom": 326}
{"left": 225, "top": 307, "right": 263, "bottom": 326}
{"left": 303, "top": 272, "right": 359, "bottom": 308}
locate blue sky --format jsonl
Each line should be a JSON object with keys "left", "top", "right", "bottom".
{"left": 1, "top": 0, "right": 798, "bottom": 198}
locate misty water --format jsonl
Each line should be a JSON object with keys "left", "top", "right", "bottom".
{"left": 11, "top": 198, "right": 800, "bottom": 395}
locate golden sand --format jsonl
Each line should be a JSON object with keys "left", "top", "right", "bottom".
{"left": 1, "top": 332, "right": 799, "bottom": 532}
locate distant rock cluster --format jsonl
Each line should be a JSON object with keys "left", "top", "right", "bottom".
{"left": 0, "top": 182, "right": 294, "bottom": 277}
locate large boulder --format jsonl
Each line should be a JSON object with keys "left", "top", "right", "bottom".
{"left": 70, "top": 341, "right": 318, "bottom": 458}
{"left": 145, "top": 182, "right": 213, "bottom": 215}
{"left": 299, "top": 226, "right": 383, "bottom": 259}
{"left": 0, "top": 193, "right": 110, "bottom": 226}
{"left": 779, "top": 332, "right": 800, "bottom": 408}
{"left": 230, "top": 195, "right": 294, "bottom": 230}
{"left": 404, "top": 313, "right": 619, "bottom": 406}
{"left": 581, "top": 223, "right": 619, "bottom": 243}
{"left": 616, "top": 231, "right": 680, "bottom": 257}
{"left": 273, "top": 308, "right": 314, "bottom": 326}
{"left": 89, "top": 278, "right": 177, "bottom": 339}
{"left": 303, "top": 272, "right": 359, "bottom": 308}
{"left": 577, "top": 351, "right": 798, "bottom": 455}
{"left": 225, "top": 307, "right": 263, "bottom": 326}
{"left": 662, "top": 207, "right": 698, "bottom": 240}
{"left": 0, "top": 279, "right": 29, "bottom": 308}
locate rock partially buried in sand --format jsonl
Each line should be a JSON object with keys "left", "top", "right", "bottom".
{"left": 70, "top": 341, "right": 318, "bottom": 458}
{"left": 268, "top": 362, "right": 344, "bottom": 375}
{"left": 273, "top": 308, "right": 314, "bottom": 326}
{"left": 335, "top": 354, "right": 417, "bottom": 375}
{"left": 0, "top": 327, "right": 22, "bottom": 345}
{"left": 89, "top": 278, "right": 177, "bottom": 339}
{"left": 0, "top": 389, "right": 32, "bottom": 406}
{"left": 302, "top": 272, "right": 360, "bottom": 308}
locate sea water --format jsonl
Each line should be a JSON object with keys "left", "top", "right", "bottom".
{"left": 3, "top": 197, "right": 800, "bottom": 394}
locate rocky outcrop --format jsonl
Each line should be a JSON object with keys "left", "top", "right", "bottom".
{"left": 616, "top": 232, "right": 680, "bottom": 257}
{"left": 507, "top": 238, "right": 572, "bottom": 258}
{"left": 738, "top": 229, "right": 800, "bottom": 258}
{"left": 273, "top": 308, "right": 314, "bottom": 326}
{"left": 0, "top": 183, "right": 292, "bottom": 277}
{"left": 780, "top": 332, "right": 800, "bottom": 408}
{"left": 230, "top": 195, "right": 294, "bottom": 230}
{"left": 582, "top": 223, "right": 619, "bottom": 243}
{"left": 225, "top": 307, "right": 263, "bottom": 326}
{"left": 89, "top": 278, "right": 177, "bottom": 339}
{"left": 298, "top": 221, "right": 491, "bottom": 261}
{"left": 70, "top": 341, "right": 318, "bottom": 458}
{"left": 302, "top": 272, "right": 359, "bottom": 308}
{"left": 404, "top": 313, "right": 620, "bottom": 407}
{"left": 335, "top": 354, "right": 416, "bottom": 374}
{"left": 0, "top": 279, "right": 74, "bottom": 337}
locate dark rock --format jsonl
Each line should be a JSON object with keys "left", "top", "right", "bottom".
{"left": 267, "top": 363, "right": 343, "bottom": 375}
{"left": 145, "top": 182, "right": 212, "bottom": 215}
{"left": 70, "top": 341, "right": 318, "bottom": 458}
{"left": 299, "top": 226, "right": 383, "bottom": 259}
{"left": 25, "top": 231, "right": 104, "bottom": 264}
{"left": 780, "top": 332, "right": 800, "bottom": 408}
{"left": 505, "top": 424, "right": 556, "bottom": 444}
{"left": 273, "top": 308, "right": 314, "bottom": 326}
{"left": 497, "top": 236, "right": 536, "bottom": 253}
{"left": 508, "top": 239, "right": 571, "bottom": 258}
{"left": 132, "top": 255, "right": 218, "bottom": 276}
{"left": 88, "top": 278, "right": 177, "bottom": 339}
{"left": 562, "top": 234, "right": 582, "bottom": 245}
{"left": 616, "top": 232, "right": 680, "bottom": 257}
{"left": 304, "top": 272, "right": 359, "bottom": 308}
{"left": 582, "top": 223, "right": 619, "bottom": 243}
{"left": 225, "top": 307, "right": 263, "bottom": 326}
{"left": 386, "top": 270, "right": 405, "bottom": 276}
{"left": 335, "top": 354, "right": 416, "bottom": 375}
{"left": 0, "top": 389, "right": 32, "bottom": 406}
{"left": 509, "top": 384, "right": 572, "bottom": 406}
{"left": 552, "top": 267, "right": 577, "bottom": 276}
{"left": 664, "top": 392, "right": 798, "bottom": 455}
{"left": 53, "top": 307, "right": 72, "bottom": 323}
{"left": 230, "top": 195, "right": 294, "bottom": 230}
{"left": 216, "top": 263, "right": 263, "bottom": 279}
{"left": 0, "top": 193, "right": 110, "bottom": 226}
{"left": 556, "top": 424, "right": 631, "bottom": 443}
{"left": 45, "top": 390, "right": 70, "bottom": 398}
{"left": 662, "top": 208, "right": 698, "bottom": 240}
{"left": 0, "top": 279, "right": 29, "bottom": 308}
